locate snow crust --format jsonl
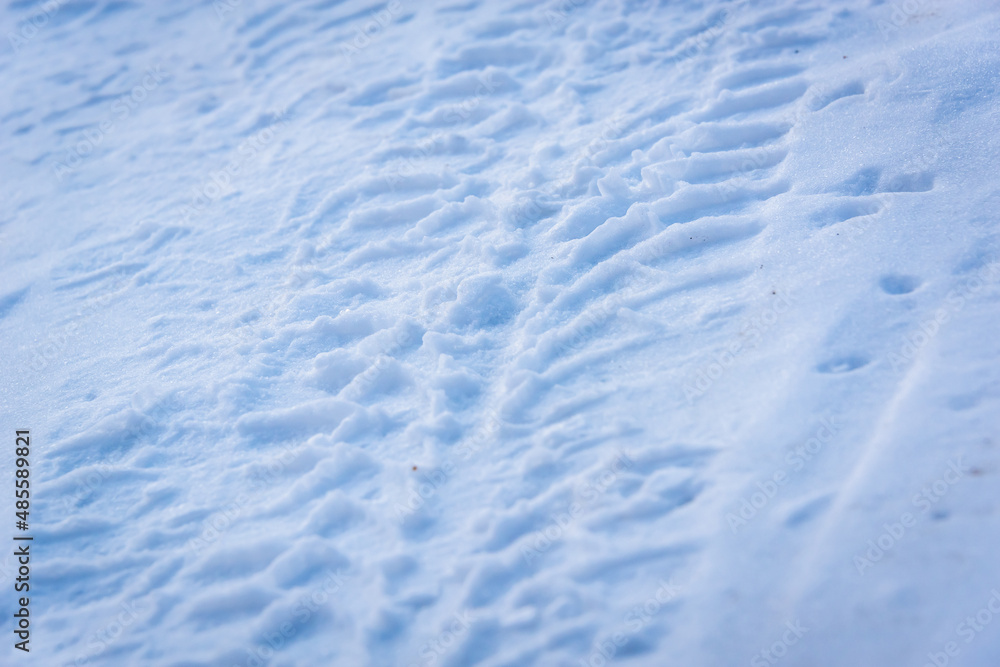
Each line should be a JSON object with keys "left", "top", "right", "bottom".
{"left": 2, "top": 0, "right": 1000, "bottom": 665}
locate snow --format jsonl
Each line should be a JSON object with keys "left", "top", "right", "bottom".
{"left": 1, "top": 0, "right": 999, "bottom": 665}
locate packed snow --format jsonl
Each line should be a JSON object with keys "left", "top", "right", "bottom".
{"left": 2, "top": 0, "right": 1000, "bottom": 665}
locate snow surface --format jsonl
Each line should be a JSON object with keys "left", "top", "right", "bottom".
{"left": 2, "top": 0, "right": 1000, "bottom": 665}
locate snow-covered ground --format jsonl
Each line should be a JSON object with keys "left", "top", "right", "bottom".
{"left": 2, "top": 0, "right": 1000, "bottom": 665}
